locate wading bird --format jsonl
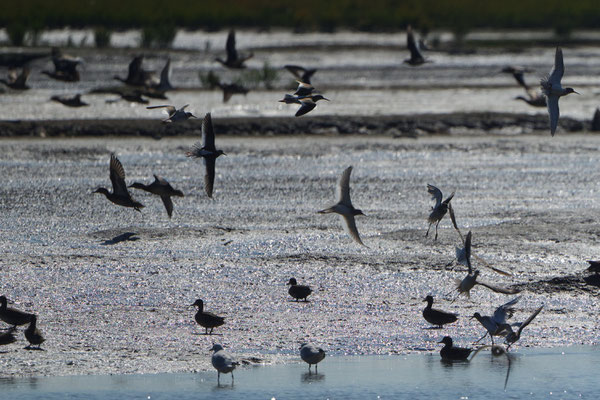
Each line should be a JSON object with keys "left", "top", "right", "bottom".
{"left": 300, "top": 343, "right": 326, "bottom": 373}
{"left": 210, "top": 344, "right": 239, "bottom": 384}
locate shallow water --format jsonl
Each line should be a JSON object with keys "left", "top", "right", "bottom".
{"left": 3, "top": 347, "right": 598, "bottom": 399}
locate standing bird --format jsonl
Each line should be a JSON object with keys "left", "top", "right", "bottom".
{"left": 300, "top": 343, "right": 326, "bottom": 373}
{"left": 0, "top": 67, "right": 30, "bottom": 90}
{"left": 284, "top": 65, "right": 317, "bottom": 84}
{"left": 146, "top": 104, "right": 197, "bottom": 123}
{"left": 24, "top": 315, "right": 45, "bottom": 350}
{"left": 472, "top": 297, "right": 520, "bottom": 345}
{"left": 318, "top": 166, "right": 367, "bottom": 247}
{"left": 404, "top": 25, "right": 428, "bottom": 66}
{"left": 504, "top": 305, "right": 544, "bottom": 349}
{"left": 129, "top": 175, "right": 184, "bottom": 218}
{"left": 93, "top": 154, "right": 145, "bottom": 212}
{"left": 192, "top": 299, "right": 225, "bottom": 335}
{"left": 438, "top": 336, "right": 472, "bottom": 361}
{"left": 215, "top": 30, "right": 253, "bottom": 69}
{"left": 422, "top": 295, "right": 458, "bottom": 328}
{"left": 425, "top": 184, "right": 454, "bottom": 240}
{"left": 210, "top": 344, "right": 239, "bottom": 384}
{"left": 186, "top": 113, "right": 226, "bottom": 198}
{"left": 287, "top": 278, "right": 312, "bottom": 302}
{"left": 0, "top": 296, "right": 34, "bottom": 328}
{"left": 540, "top": 47, "right": 578, "bottom": 136}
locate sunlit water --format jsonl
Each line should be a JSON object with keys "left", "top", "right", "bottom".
{"left": 2, "top": 347, "right": 597, "bottom": 399}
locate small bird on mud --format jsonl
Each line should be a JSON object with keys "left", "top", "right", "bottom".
{"left": 215, "top": 30, "right": 253, "bottom": 69}
{"left": 318, "top": 166, "right": 367, "bottom": 247}
{"left": 540, "top": 47, "right": 578, "bottom": 136}
{"left": 129, "top": 175, "right": 184, "bottom": 218}
{"left": 0, "top": 296, "right": 34, "bottom": 328}
{"left": 94, "top": 154, "right": 144, "bottom": 212}
{"left": 24, "top": 315, "right": 45, "bottom": 350}
{"left": 185, "top": 113, "right": 226, "bottom": 198}
{"left": 287, "top": 278, "right": 312, "bottom": 302}
{"left": 300, "top": 343, "right": 326, "bottom": 373}
{"left": 426, "top": 184, "right": 454, "bottom": 240}
{"left": 472, "top": 297, "right": 520, "bottom": 345}
{"left": 503, "top": 305, "right": 544, "bottom": 349}
{"left": 422, "top": 295, "right": 458, "bottom": 328}
{"left": 192, "top": 299, "right": 225, "bottom": 335}
{"left": 146, "top": 104, "right": 197, "bottom": 123}
{"left": 210, "top": 344, "right": 239, "bottom": 384}
{"left": 438, "top": 336, "right": 471, "bottom": 361}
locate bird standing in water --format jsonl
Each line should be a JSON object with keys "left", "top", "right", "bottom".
{"left": 210, "top": 344, "right": 239, "bottom": 384}
{"left": 438, "top": 336, "right": 471, "bottom": 361}
{"left": 300, "top": 343, "right": 326, "bottom": 373}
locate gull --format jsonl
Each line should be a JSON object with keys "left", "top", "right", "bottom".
{"left": 284, "top": 65, "right": 317, "bottom": 84}
{"left": 94, "top": 154, "right": 144, "bottom": 212}
{"left": 192, "top": 299, "right": 225, "bottom": 335}
{"left": 422, "top": 295, "right": 458, "bottom": 328}
{"left": 215, "top": 30, "right": 253, "bottom": 69}
{"left": 318, "top": 166, "right": 366, "bottom": 247}
{"left": 24, "top": 315, "right": 45, "bottom": 350}
{"left": 0, "top": 296, "right": 34, "bottom": 328}
{"left": 146, "top": 104, "right": 197, "bottom": 123}
{"left": 404, "top": 25, "right": 428, "bottom": 66}
{"left": 472, "top": 297, "right": 520, "bottom": 345}
{"left": 185, "top": 113, "right": 226, "bottom": 198}
{"left": 503, "top": 305, "right": 544, "bottom": 350}
{"left": 452, "top": 232, "right": 520, "bottom": 300}
{"left": 425, "top": 184, "right": 454, "bottom": 240}
{"left": 540, "top": 47, "right": 578, "bottom": 136}
{"left": 210, "top": 344, "right": 239, "bottom": 384}
{"left": 300, "top": 343, "right": 326, "bottom": 373}
{"left": 129, "top": 175, "right": 184, "bottom": 218}
{"left": 0, "top": 67, "right": 30, "bottom": 90}
{"left": 51, "top": 94, "right": 89, "bottom": 107}
{"left": 438, "top": 336, "right": 472, "bottom": 361}
{"left": 287, "top": 278, "right": 312, "bottom": 302}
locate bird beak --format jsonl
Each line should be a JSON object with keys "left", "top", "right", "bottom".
{"left": 190, "top": 114, "right": 198, "bottom": 118}
{"left": 437, "top": 339, "right": 444, "bottom": 343}
{"left": 574, "top": 91, "right": 580, "bottom": 95}
{"left": 323, "top": 97, "right": 330, "bottom": 101}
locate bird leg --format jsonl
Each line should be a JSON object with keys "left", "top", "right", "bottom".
{"left": 434, "top": 220, "right": 441, "bottom": 241}
{"left": 425, "top": 223, "right": 432, "bottom": 237}
{"left": 474, "top": 331, "right": 488, "bottom": 344}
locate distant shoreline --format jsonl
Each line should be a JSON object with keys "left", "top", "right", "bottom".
{"left": 0, "top": 113, "right": 588, "bottom": 138}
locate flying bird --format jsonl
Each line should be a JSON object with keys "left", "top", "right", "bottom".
{"left": 215, "top": 30, "right": 253, "bottom": 69}
{"left": 0, "top": 67, "right": 30, "bottom": 90}
{"left": 284, "top": 65, "right": 317, "bottom": 84}
{"left": 186, "top": 113, "right": 226, "bottom": 198}
{"left": 51, "top": 94, "right": 88, "bottom": 107}
{"left": 42, "top": 48, "right": 82, "bottom": 82}
{"left": 472, "top": 297, "right": 520, "bottom": 345}
{"left": 426, "top": 184, "right": 454, "bottom": 240}
{"left": 540, "top": 47, "right": 578, "bottom": 136}
{"left": 129, "top": 175, "right": 184, "bottom": 218}
{"left": 94, "top": 154, "right": 144, "bottom": 212}
{"left": 146, "top": 104, "right": 196, "bottom": 123}
{"left": 504, "top": 305, "right": 544, "bottom": 349}
{"left": 318, "top": 166, "right": 367, "bottom": 247}
{"left": 404, "top": 25, "right": 428, "bottom": 66}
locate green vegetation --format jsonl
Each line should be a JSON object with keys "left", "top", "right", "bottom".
{"left": 2, "top": 1, "right": 600, "bottom": 33}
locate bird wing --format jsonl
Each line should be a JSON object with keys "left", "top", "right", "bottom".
{"left": 226, "top": 30, "right": 238, "bottom": 61}
{"left": 464, "top": 231, "right": 472, "bottom": 274}
{"left": 284, "top": 65, "right": 305, "bottom": 79}
{"left": 15, "top": 67, "right": 30, "bottom": 86}
{"left": 153, "top": 174, "right": 168, "bottom": 185}
{"left": 493, "top": 296, "right": 521, "bottom": 323}
{"left": 548, "top": 47, "right": 564, "bottom": 86}
{"left": 147, "top": 105, "right": 176, "bottom": 116}
{"left": 295, "top": 99, "right": 317, "bottom": 117}
{"left": 546, "top": 95, "right": 560, "bottom": 136}
{"left": 517, "top": 305, "right": 543, "bottom": 335}
{"left": 427, "top": 184, "right": 442, "bottom": 207}
{"left": 222, "top": 88, "right": 233, "bottom": 103}
{"left": 337, "top": 166, "right": 353, "bottom": 205}
{"left": 202, "top": 113, "right": 216, "bottom": 150}
{"left": 341, "top": 214, "right": 366, "bottom": 246}
{"left": 160, "top": 195, "right": 174, "bottom": 218}
{"left": 477, "top": 280, "right": 520, "bottom": 295}
{"left": 109, "top": 154, "right": 128, "bottom": 196}
{"left": 180, "top": 104, "right": 189, "bottom": 111}
{"left": 204, "top": 157, "right": 216, "bottom": 198}
{"left": 406, "top": 27, "right": 423, "bottom": 61}
{"left": 159, "top": 58, "right": 172, "bottom": 89}
{"left": 127, "top": 55, "right": 144, "bottom": 82}
{"left": 512, "top": 71, "right": 528, "bottom": 89}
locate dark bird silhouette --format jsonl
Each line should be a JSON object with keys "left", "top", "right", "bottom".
{"left": 218, "top": 82, "right": 249, "bottom": 103}
{"left": 192, "top": 299, "right": 225, "bottom": 335}
{"left": 0, "top": 296, "right": 34, "bottom": 328}
{"left": 114, "top": 55, "right": 158, "bottom": 87}
{"left": 293, "top": 81, "right": 315, "bottom": 97}
{"left": 129, "top": 175, "right": 184, "bottom": 218}
{"left": 587, "top": 260, "right": 600, "bottom": 274}
{"left": 284, "top": 65, "right": 317, "bottom": 84}
{"left": 146, "top": 104, "right": 196, "bottom": 123}
{"left": 42, "top": 48, "right": 82, "bottom": 82}
{"left": 300, "top": 343, "right": 326, "bottom": 373}
{"left": 287, "top": 278, "right": 312, "bottom": 302}
{"left": 186, "top": 113, "right": 226, "bottom": 198}
{"left": 404, "top": 25, "right": 428, "bottom": 66}
{"left": 94, "top": 154, "right": 144, "bottom": 211}
{"left": 426, "top": 184, "right": 454, "bottom": 240}
{"left": 438, "top": 336, "right": 472, "bottom": 361}
{"left": 0, "top": 327, "right": 17, "bottom": 346}
{"left": 472, "top": 297, "right": 520, "bottom": 345}
{"left": 0, "top": 67, "right": 30, "bottom": 90}
{"left": 503, "top": 305, "right": 543, "bottom": 349}
{"left": 24, "top": 315, "right": 45, "bottom": 350}
{"left": 51, "top": 94, "right": 89, "bottom": 107}
{"left": 215, "top": 30, "right": 253, "bottom": 69}
{"left": 422, "top": 295, "right": 458, "bottom": 328}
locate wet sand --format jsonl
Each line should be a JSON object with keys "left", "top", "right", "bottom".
{"left": 1, "top": 133, "right": 599, "bottom": 377}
